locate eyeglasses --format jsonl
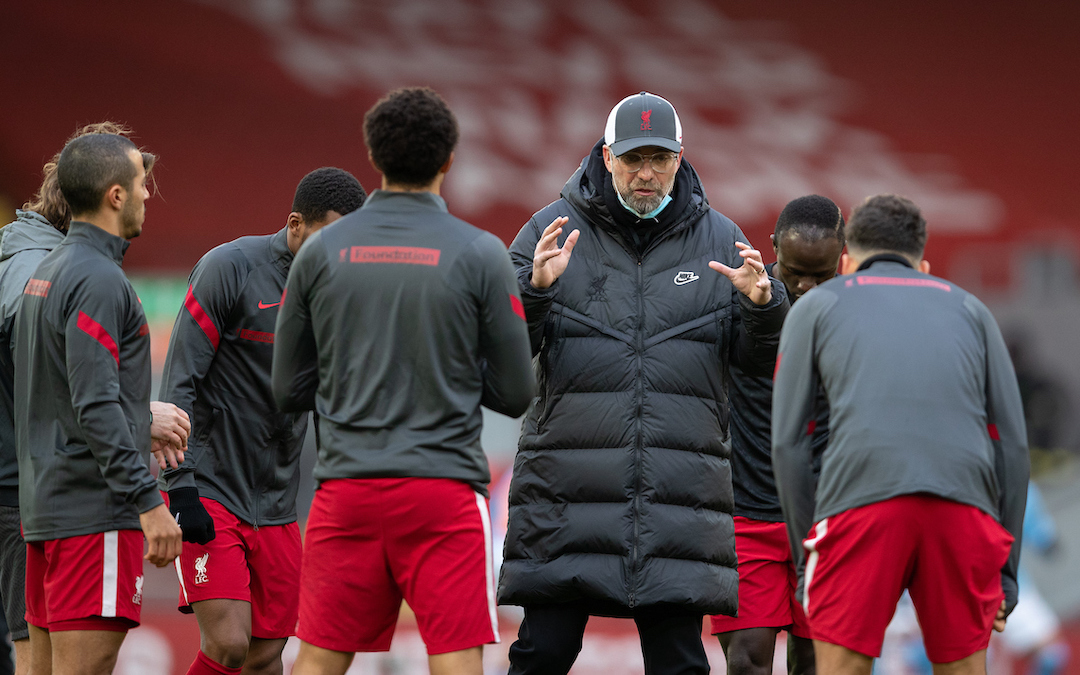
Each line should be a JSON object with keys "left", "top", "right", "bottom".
{"left": 616, "top": 151, "right": 678, "bottom": 173}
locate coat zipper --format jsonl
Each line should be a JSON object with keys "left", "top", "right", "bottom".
{"left": 629, "top": 256, "right": 645, "bottom": 608}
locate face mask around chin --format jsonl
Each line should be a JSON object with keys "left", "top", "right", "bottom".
{"left": 616, "top": 190, "right": 672, "bottom": 220}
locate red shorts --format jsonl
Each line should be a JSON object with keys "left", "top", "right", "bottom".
{"left": 710, "top": 517, "right": 810, "bottom": 638}
{"left": 25, "top": 530, "right": 144, "bottom": 632}
{"left": 298, "top": 478, "right": 499, "bottom": 655}
{"left": 803, "top": 494, "right": 1013, "bottom": 662}
{"left": 170, "top": 497, "right": 300, "bottom": 639}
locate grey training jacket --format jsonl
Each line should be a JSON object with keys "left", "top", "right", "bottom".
{"left": 14, "top": 222, "right": 162, "bottom": 541}
{"left": 0, "top": 210, "right": 65, "bottom": 506}
{"left": 158, "top": 228, "right": 307, "bottom": 526}
{"left": 772, "top": 257, "right": 1029, "bottom": 614}
{"left": 272, "top": 190, "right": 534, "bottom": 495}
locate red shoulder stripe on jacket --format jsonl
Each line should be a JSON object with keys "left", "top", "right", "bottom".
{"left": 77, "top": 311, "right": 119, "bottom": 365}
{"left": 184, "top": 285, "right": 221, "bottom": 350}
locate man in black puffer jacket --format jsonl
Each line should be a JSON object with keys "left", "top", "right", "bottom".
{"left": 499, "top": 92, "right": 789, "bottom": 674}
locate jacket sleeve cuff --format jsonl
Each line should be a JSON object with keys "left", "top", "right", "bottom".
{"left": 519, "top": 271, "right": 559, "bottom": 299}
{"left": 739, "top": 275, "right": 787, "bottom": 313}
{"left": 134, "top": 485, "right": 166, "bottom": 514}
{"left": 163, "top": 468, "right": 197, "bottom": 492}
{"left": 1001, "top": 572, "right": 1019, "bottom": 617}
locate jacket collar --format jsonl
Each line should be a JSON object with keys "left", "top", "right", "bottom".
{"left": 64, "top": 221, "right": 129, "bottom": 265}
{"left": 271, "top": 227, "right": 293, "bottom": 273}
{"left": 361, "top": 189, "right": 449, "bottom": 213}
{"left": 857, "top": 253, "right": 914, "bottom": 271}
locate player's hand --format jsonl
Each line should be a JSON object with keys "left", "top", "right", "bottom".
{"left": 167, "top": 487, "right": 216, "bottom": 544}
{"left": 709, "top": 241, "right": 773, "bottom": 306}
{"left": 151, "top": 438, "right": 185, "bottom": 471}
{"left": 150, "top": 402, "right": 190, "bottom": 469}
{"left": 531, "top": 216, "right": 580, "bottom": 290}
{"left": 140, "top": 503, "right": 184, "bottom": 567}
{"left": 993, "top": 599, "right": 1007, "bottom": 632}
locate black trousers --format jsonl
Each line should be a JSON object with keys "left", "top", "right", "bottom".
{"left": 508, "top": 603, "right": 710, "bottom": 675}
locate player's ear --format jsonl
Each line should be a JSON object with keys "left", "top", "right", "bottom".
{"left": 918, "top": 259, "right": 931, "bottom": 274}
{"left": 439, "top": 151, "right": 454, "bottom": 176}
{"left": 106, "top": 183, "right": 125, "bottom": 213}
{"left": 287, "top": 212, "right": 304, "bottom": 234}
{"left": 840, "top": 253, "right": 859, "bottom": 275}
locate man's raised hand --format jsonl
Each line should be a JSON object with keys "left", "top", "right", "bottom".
{"left": 709, "top": 241, "right": 773, "bottom": 306}
{"left": 531, "top": 216, "right": 580, "bottom": 290}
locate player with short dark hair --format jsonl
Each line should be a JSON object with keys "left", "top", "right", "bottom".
{"left": 159, "top": 167, "right": 366, "bottom": 675}
{"left": 52, "top": 134, "right": 155, "bottom": 222}
{"left": 290, "top": 168, "right": 368, "bottom": 225}
{"left": 711, "top": 194, "right": 845, "bottom": 675}
{"left": 0, "top": 122, "right": 191, "bottom": 675}
{"left": 362, "top": 87, "right": 460, "bottom": 189}
{"left": 273, "top": 87, "right": 534, "bottom": 675}
{"left": 773, "top": 194, "right": 1029, "bottom": 675}
{"left": 772, "top": 195, "right": 847, "bottom": 302}
{"left": 13, "top": 132, "right": 184, "bottom": 674}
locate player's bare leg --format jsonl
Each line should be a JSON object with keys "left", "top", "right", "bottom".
{"left": 428, "top": 646, "right": 483, "bottom": 675}
{"left": 931, "top": 650, "right": 987, "bottom": 675}
{"left": 242, "top": 639, "right": 288, "bottom": 675}
{"left": 290, "top": 642, "right": 353, "bottom": 675}
{"left": 719, "top": 628, "right": 778, "bottom": 675}
{"left": 812, "top": 640, "right": 872, "bottom": 675}
{"left": 27, "top": 624, "right": 50, "bottom": 675}
{"left": 192, "top": 598, "right": 286, "bottom": 674}
{"left": 192, "top": 598, "right": 252, "bottom": 669}
{"left": 788, "top": 635, "right": 815, "bottom": 675}
{"left": 48, "top": 630, "right": 125, "bottom": 675}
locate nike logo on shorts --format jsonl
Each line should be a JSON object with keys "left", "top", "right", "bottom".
{"left": 258, "top": 301, "right": 281, "bottom": 309}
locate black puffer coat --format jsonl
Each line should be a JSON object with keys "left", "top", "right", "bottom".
{"left": 497, "top": 141, "right": 788, "bottom": 616}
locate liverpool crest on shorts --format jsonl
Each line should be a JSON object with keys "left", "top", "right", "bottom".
{"left": 194, "top": 553, "right": 210, "bottom": 585}
{"left": 132, "top": 575, "right": 144, "bottom": 605}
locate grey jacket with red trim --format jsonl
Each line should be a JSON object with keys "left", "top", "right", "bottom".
{"left": 13, "top": 222, "right": 162, "bottom": 541}
{"left": 0, "top": 210, "right": 66, "bottom": 507}
{"left": 159, "top": 227, "right": 307, "bottom": 527}
{"left": 271, "top": 190, "right": 534, "bottom": 496}
{"left": 772, "top": 257, "right": 1030, "bottom": 614}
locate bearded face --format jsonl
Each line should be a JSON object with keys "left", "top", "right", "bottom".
{"left": 614, "top": 170, "right": 671, "bottom": 214}
{"left": 119, "top": 148, "right": 148, "bottom": 239}
{"left": 119, "top": 191, "right": 144, "bottom": 239}
{"left": 604, "top": 145, "right": 681, "bottom": 216}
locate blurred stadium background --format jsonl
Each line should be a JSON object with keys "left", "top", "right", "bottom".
{"left": 2, "top": 0, "right": 1078, "bottom": 672}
